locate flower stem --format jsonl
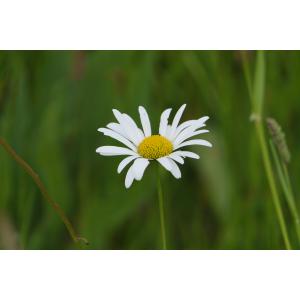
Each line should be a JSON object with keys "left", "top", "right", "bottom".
{"left": 0, "top": 137, "right": 88, "bottom": 247}
{"left": 157, "top": 165, "right": 167, "bottom": 250}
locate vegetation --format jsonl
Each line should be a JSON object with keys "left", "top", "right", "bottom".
{"left": 0, "top": 50, "right": 300, "bottom": 249}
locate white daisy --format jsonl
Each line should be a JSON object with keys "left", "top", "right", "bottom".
{"left": 96, "top": 104, "right": 212, "bottom": 188}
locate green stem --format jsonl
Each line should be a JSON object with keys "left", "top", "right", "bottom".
{"left": 254, "top": 124, "right": 292, "bottom": 249}
{"left": 241, "top": 51, "right": 253, "bottom": 101}
{"left": 0, "top": 138, "right": 88, "bottom": 247}
{"left": 242, "top": 51, "right": 292, "bottom": 249}
{"left": 282, "top": 164, "right": 293, "bottom": 192}
{"left": 283, "top": 165, "right": 300, "bottom": 239}
{"left": 270, "top": 142, "right": 300, "bottom": 245}
{"left": 157, "top": 165, "right": 167, "bottom": 250}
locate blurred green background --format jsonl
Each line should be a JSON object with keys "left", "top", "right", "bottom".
{"left": 0, "top": 50, "right": 300, "bottom": 250}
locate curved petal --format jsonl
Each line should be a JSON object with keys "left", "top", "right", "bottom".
{"left": 112, "top": 109, "right": 125, "bottom": 125}
{"left": 106, "top": 122, "right": 128, "bottom": 139}
{"left": 168, "top": 152, "right": 184, "bottom": 164}
{"left": 171, "top": 120, "right": 197, "bottom": 139}
{"left": 157, "top": 157, "right": 172, "bottom": 171}
{"left": 171, "top": 116, "right": 209, "bottom": 140}
{"left": 172, "top": 150, "right": 200, "bottom": 159}
{"left": 175, "top": 118, "right": 209, "bottom": 140}
{"left": 117, "top": 155, "right": 138, "bottom": 174}
{"left": 174, "top": 129, "right": 209, "bottom": 147}
{"left": 159, "top": 108, "right": 172, "bottom": 136}
{"left": 164, "top": 125, "right": 173, "bottom": 139}
{"left": 122, "top": 113, "right": 144, "bottom": 143}
{"left": 112, "top": 109, "right": 140, "bottom": 145}
{"left": 168, "top": 158, "right": 182, "bottom": 179}
{"left": 98, "top": 128, "right": 137, "bottom": 151}
{"left": 138, "top": 106, "right": 152, "bottom": 137}
{"left": 96, "top": 146, "right": 137, "bottom": 156}
{"left": 132, "top": 158, "right": 150, "bottom": 180}
{"left": 169, "top": 104, "right": 186, "bottom": 137}
{"left": 174, "top": 139, "right": 212, "bottom": 150}
{"left": 125, "top": 164, "right": 135, "bottom": 189}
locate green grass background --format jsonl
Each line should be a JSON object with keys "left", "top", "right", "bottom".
{"left": 0, "top": 50, "right": 300, "bottom": 249}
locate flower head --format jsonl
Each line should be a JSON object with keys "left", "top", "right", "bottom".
{"left": 96, "top": 104, "right": 212, "bottom": 188}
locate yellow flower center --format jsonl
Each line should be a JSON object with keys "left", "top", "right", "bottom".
{"left": 138, "top": 135, "right": 173, "bottom": 159}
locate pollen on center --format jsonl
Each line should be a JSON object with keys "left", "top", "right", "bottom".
{"left": 138, "top": 135, "right": 173, "bottom": 159}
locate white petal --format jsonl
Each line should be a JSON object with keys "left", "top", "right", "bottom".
{"left": 122, "top": 113, "right": 144, "bottom": 144}
{"left": 174, "top": 139, "right": 212, "bottom": 150}
{"left": 112, "top": 109, "right": 140, "bottom": 145}
{"left": 174, "top": 129, "right": 209, "bottom": 147}
{"left": 132, "top": 158, "right": 150, "bottom": 180}
{"left": 175, "top": 119, "right": 209, "bottom": 141}
{"left": 172, "top": 120, "right": 197, "bottom": 138}
{"left": 106, "top": 122, "right": 128, "bottom": 139}
{"left": 138, "top": 106, "right": 152, "bottom": 137}
{"left": 171, "top": 116, "right": 209, "bottom": 140}
{"left": 168, "top": 152, "right": 184, "bottom": 164}
{"left": 169, "top": 104, "right": 186, "bottom": 138}
{"left": 168, "top": 158, "right": 182, "bottom": 179}
{"left": 157, "top": 157, "right": 173, "bottom": 171}
{"left": 125, "top": 164, "right": 135, "bottom": 189}
{"left": 164, "top": 125, "right": 173, "bottom": 139}
{"left": 173, "top": 150, "right": 200, "bottom": 159}
{"left": 98, "top": 128, "right": 137, "bottom": 151}
{"left": 96, "top": 146, "right": 137, "bottom": 156}
{"left": 112, "top": 109, "right": 125, "bottom": 125}
{"left": 117, "top": 155, "right": 138, "bottom": 174}
{"left": 159, "top": 108, "right": 172, "bottom": 136}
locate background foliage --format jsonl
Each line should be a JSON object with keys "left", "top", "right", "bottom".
{"left": 0, "top": 50, "right": 300, "bottom": 249}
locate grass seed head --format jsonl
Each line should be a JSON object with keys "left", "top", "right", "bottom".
{"left": 266, "top": 117, "right": 291, "bottom": 164}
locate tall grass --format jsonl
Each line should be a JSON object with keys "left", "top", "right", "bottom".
{"left": 267, "top": 118, "right": 300, "bottom": 246}
{"left": 243, "top": 51, "right": 291, "bottom": 249}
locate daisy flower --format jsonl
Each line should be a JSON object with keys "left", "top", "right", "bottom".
{"left": 96, "top": 104, "right": 212, "bottom": 188}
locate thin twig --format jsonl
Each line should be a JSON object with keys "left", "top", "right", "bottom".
{"left": 0, "top": 138, "right": 88, "bottom": 247}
